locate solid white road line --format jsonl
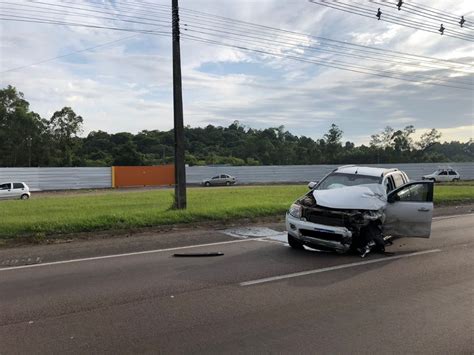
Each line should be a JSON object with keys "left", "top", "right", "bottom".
{"left": 240, "top": 249, "right": 442, "bottom": 286}
{"left": 0, "top": 238, "right": 265, "bottom": 272}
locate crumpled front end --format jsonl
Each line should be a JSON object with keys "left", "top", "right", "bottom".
{"left": 286, "top": 187, "right": 387, "bottom": 255}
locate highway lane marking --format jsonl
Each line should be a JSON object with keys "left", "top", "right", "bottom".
{"left": 1, "top": 214, "right": 469, "bottom": 272}
{"left": 0, "top": 238, "right": 267, "bottom": 272}
{"left": 240, "top": 249, "right": 442, "bottom": 286}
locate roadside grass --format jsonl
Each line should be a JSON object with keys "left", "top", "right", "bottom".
{"left": 0, "top": 184, "right": 472, "bottom": 239}
{"left": 437, "top": 180, "right": 474, "bottom": 186}
{"left": 0, "top": 186, "right": 306, "bottom": 239}
{"left": 434, "top": 185, "right": 474, "bottom": 204}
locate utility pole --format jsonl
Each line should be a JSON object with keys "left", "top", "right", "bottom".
{"left": 172, "top": 0, "right": 187, "bottom": 209}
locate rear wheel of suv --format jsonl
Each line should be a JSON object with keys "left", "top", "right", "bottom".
{"left": 288, "top": 234, "right": 305, "bottom": 250}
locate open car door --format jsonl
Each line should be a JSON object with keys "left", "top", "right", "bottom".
{"left": 384, "top": 181, "right": 434, "bottom": 238}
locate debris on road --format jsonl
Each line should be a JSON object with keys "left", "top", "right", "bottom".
{"left": 173, "top": 252, "right": 224, "bottom": 257}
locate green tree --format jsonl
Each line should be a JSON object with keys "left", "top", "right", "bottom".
{"left": 49, "top": 107, "right": 83, "bottom": 166}
{"left": 0, "top": 85, "right": 51, "bottom": 167}
{"left": 370, "top": 126, "right": 394, "bottom": 148}
{"left": 418, "top": 128, "right": 442, "bottom": 151}
{"left": 392, "top": 125, "right": 415, "bottom": 153}
{"left": 323, "top": 124, "right": 343, "bottom": 162}
{"left": 113, "top": 142, "right": 144, "bottom": 166}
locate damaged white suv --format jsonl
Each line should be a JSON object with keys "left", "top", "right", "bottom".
{"left": 286, "top": 166, "right": 434, "bottom": 256}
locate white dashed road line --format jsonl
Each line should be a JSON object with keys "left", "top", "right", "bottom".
{"left": 2, "top": 213, "right": 470, "bottom": 272}
{"left": 240, "top": 249, "right": 442, "bottom": 286}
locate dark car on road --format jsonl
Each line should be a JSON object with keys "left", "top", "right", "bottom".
{"left": 202, "top": 174, "right": 236, "bottom": 187}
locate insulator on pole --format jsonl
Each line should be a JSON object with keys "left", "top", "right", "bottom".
{"left": 439, "top": 24, "right": 445, "bottom": 35}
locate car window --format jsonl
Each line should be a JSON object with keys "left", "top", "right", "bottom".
{"left": 448, "top": 171, "right": 457, "bottom": 175}
{"left": 13, "top": 183, "right": 24, "bottom": 189}
{"left": 402, "top": 173, "right": 409, "bottom": 184}
{"left": 212, "top": 176, "right": 219, "bottom": 179}
{"left": 395, "top": 184, "right": 430, "bottom": 202}
{"left": 439, "top": 171, "right": 447, "bottom": 175}
{"left": 0, "top": 183, "right": 11, "bottom": 190}
{"left": 385, "top": 177, "right": 395, "bottom": 193}
{"left": 220, "top": 175, "right": 227, "bottom": 178}
{"left": 317, "top": 173, "right": 381, "bottom": 190}
{"left": 392, "top": 173, "right": 404, "bottom": 188}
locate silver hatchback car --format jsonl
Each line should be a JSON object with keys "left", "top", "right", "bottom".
{"left": 0, "top": 182, "right": 31, "bottom": 200}
{"left": 202, "top": 174, "right": 236, "bottom": 187}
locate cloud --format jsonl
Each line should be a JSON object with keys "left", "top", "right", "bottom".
{"left": 0, "top": 0, "right": 472, "bottom": 146}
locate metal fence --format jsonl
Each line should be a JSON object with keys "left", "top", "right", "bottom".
{"left": 186, "top": 163, "right": 474, "bottom": 184}
{"left": 0, "top": 168, "right": 111, "bottom": 191}
{"left": 1, "top": 163, "right": 473, "bottom": 191}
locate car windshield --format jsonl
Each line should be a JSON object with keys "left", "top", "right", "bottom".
{"left": 316, "top": 173, "right": 381, "bottom": 190}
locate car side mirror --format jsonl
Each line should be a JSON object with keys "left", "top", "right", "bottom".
{"left": 308, "top": 181, "right": 318, "bottom": 190}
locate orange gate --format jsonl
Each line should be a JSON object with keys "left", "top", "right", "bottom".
{"left": 112, "top": 165, "right": 175, "bottom": 188}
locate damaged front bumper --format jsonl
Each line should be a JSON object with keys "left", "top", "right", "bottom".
{"left": 286, "top": 213, "right": 353, "bottom": 252}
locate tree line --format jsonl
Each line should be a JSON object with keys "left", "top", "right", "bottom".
{"left": 1, "top": 85, "right": 472, "bottom": 167}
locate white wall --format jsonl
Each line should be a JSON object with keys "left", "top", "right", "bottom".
{"left": 1, "top": 163, "right": 472, "bottom": 191}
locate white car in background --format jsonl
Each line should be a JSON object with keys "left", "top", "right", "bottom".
{"left": 422, "top": 168, "right": 460, "bottom": 182}
{"left": 286, "top": 166, "right": 434, "bottom": 257}
{"left": 202, "top": 174, "right": 237, "bottom": 187}
{"left": 0, "top": 182, "right": 31, "bottom": 200}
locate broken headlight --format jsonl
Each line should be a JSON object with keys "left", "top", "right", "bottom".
{"left": 288, "top": 203, "right": 303, "bottom": 219}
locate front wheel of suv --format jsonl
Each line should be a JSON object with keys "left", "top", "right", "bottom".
{"left": 288, "top": 234, "right": 305, "bottom": 250}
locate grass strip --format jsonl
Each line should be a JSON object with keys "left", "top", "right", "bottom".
{"left": 0, "top": 185, "right": 472, "bottom": 239}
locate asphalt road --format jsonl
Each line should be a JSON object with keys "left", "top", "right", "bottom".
{"left": 1, "top": 214, "right": 473, "bottom": 354}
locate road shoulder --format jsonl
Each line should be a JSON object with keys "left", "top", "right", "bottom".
{"left": 0, "top": 204, "right": 471, "bottom": 268}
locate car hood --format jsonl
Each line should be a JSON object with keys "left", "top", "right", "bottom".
{"left": 312, "top": 184, "right": 387, "bottom": 210}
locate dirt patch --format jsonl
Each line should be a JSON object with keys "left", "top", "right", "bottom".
{"left": 433, "top": 204, "right": 474, "bottom": 216}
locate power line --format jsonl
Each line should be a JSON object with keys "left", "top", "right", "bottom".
{"left": 174, "top": 5, "right": 473, "bottom": 67}
{"left": 312, "top": 0, "right": 474, "bottom": 40}
{"left": 0, "top": 9, "right": 170, "bottom": 31}
{"left": 181, "top": 33, "right": 473, "bottom": 91}
{"left": 183, "top": 31, "right": 474, "bottom": 89}
{"left": 332, "top": 0, "right": 474, "bottom": 36}
{"left": 22, "top": 0, "right": 173, "bottom": 22}
{"left": 309, "top": 0, "right": 474, "bottom": 42}
{"left": 6, "top": 0, "right": 171, "bottom": 24}
{"left": 0, "top": 1, "right": 171, "bottom": 28}
{"left": 370, "top": 0, "right": 474, "bottom": 30}
{"left": 310, "top": 0, "right": 474, "bottom": 40}
{"left": 0, "top": 16, "right": 170, "bottom": 35}
{"left": 5, "top": 2, "right": 468, "bottom": 69}
{"left": 401, "top": 0, "right": 471, "bottom": 22}
{"left": 7, "top": 0, "right": 467, "bottom": 68}
{"left": 1, "top": 35, "right": 143, "bottom": 74}
{"left": 3, "top": 0, "right": 472, "bottom": 90}
{"left": 4, "top": 2, "right": 465, "bottom": 72}
{"left": 181, "top": 23, "right": 474, "bottom": 80}
{"left": 176, "top": 16, "right": 473, "bottom": 73}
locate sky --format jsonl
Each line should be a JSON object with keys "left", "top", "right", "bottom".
{"left": 0, "top": 0, "right": 473, "bottom": 145}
